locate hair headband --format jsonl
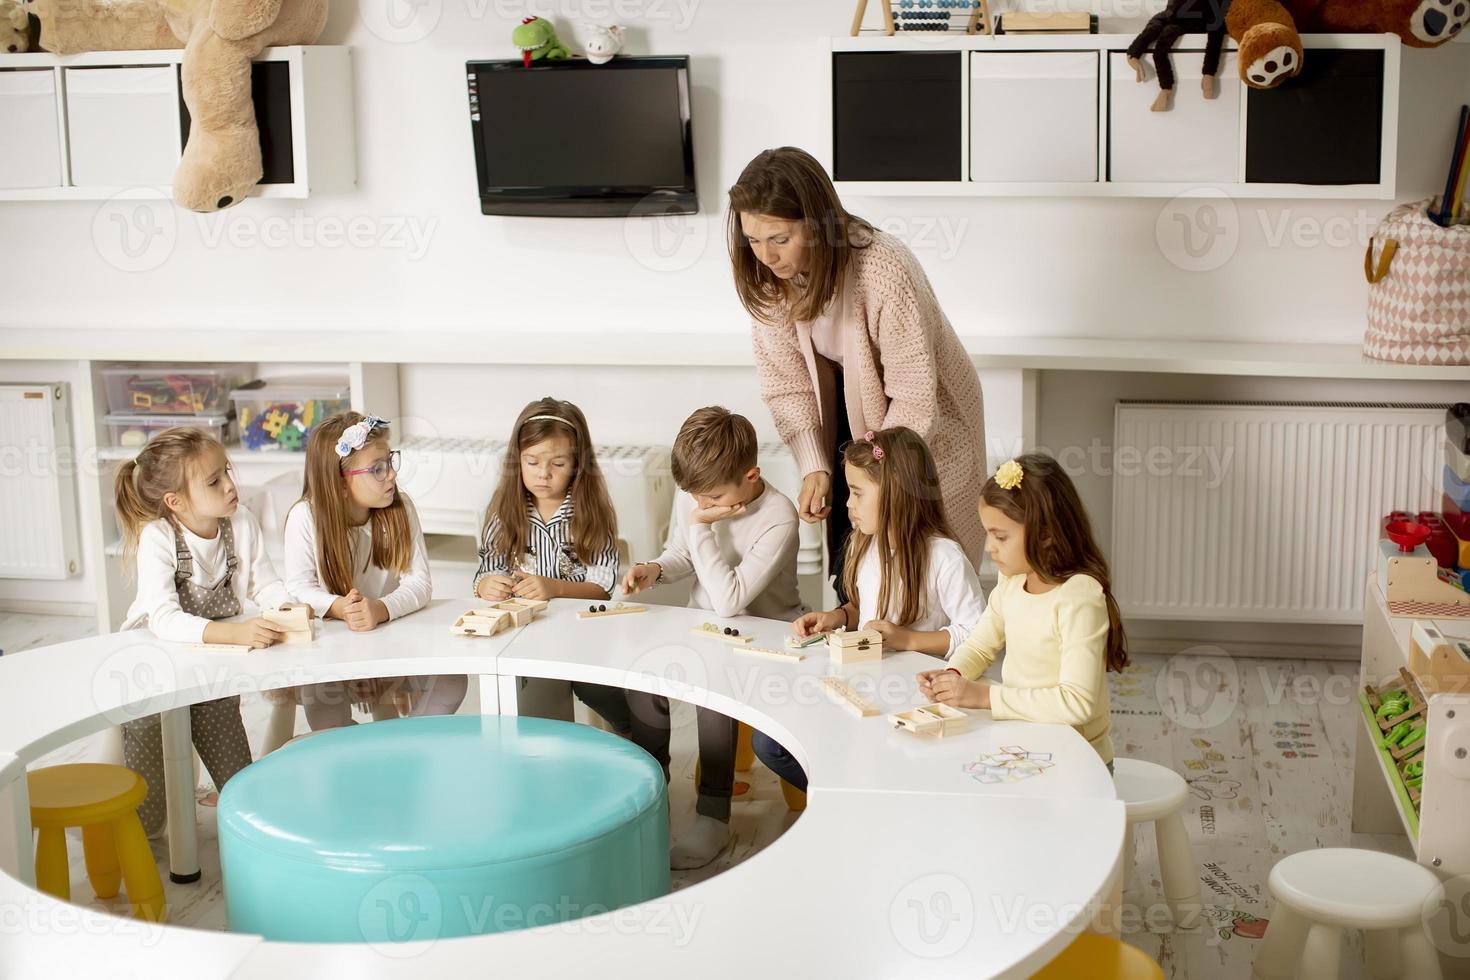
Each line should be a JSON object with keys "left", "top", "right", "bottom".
{"left": 335, "top": 415, "right": 389, "bottom": 458}
{"left": 524, "top": 413, "right": 578, "bottom": 433}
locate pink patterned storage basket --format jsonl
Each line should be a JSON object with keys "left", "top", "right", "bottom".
{"left": 1363, "top": 198, "right": 1470, "bottom": 366}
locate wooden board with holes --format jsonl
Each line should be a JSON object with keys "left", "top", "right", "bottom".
{"left": 577, "top": 604, "right": 648, "bottom": 619}
{"left": 690, "top": 624, "right": 754, "bottom": 645}
{"left": 735, "top": 646, "right": 804, "bottom": 664}
{"left": 189, "top": 643, "right": 253, "bottom": 655}
{"left": 822, "top": 676, "right": 879, "bottom": 717}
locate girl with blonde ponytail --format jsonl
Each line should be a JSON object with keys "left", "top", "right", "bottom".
{"left": 116, "top": 427, "right": 299, "bottom": 836}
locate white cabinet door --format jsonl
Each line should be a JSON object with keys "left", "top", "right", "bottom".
{"left": 0, "top": 69, "right": 63, "bottom": 189}
{"left": 63, "top": 66, "right": 181, "bottom": 187}
{"left": 971, "top": 51, "right": 1098, "bottom": 183}
{"left": 1108, "top": 50, "right": 1241, "bottom": 183}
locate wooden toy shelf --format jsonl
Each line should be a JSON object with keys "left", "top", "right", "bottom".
{"left": 828, "top": 32, "right": 1400, "bottom": 199}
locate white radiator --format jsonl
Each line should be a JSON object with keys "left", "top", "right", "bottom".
{"left": 0, "top": 384, "right": 81, "bottom": 580}
{"left": 396, "top": 436, "right": 673, "bottom": 564}
{"left": 1111, "top": 401, "right": 1446, "bottom": 624}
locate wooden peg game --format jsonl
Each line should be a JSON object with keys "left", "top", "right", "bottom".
{"left": 263, "top": 603, "right": 316, "bottom": 644}
{"left": 451, "top": 609, "right": 514, "bottom": 637}
{"left": 578, "top": 602, "right": 647, "bottom": 619}
{"left": 690, "top": 622, "right": 754, "bottom": 645}
{"left": 735, "top": 646, "right": 805, "bottom": 664}
{"left": 189, "top": 643, "right": 252, "bottom": 654}
{"left": 822, "top": 675, "right": 879, "bottom": 717}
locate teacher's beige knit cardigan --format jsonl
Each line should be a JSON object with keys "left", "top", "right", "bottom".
{"left": 751, "top": 229, "right": 987, "bottom": 567}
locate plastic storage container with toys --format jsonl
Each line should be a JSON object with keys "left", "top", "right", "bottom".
{"left": 231, "top": 379, "right": 351, "bottom": 452}
{"left": 102, "top": 364, "right": 251, "bottom": 415}
{"left": 104, "top": 413, "right": 237, "bottom": 449}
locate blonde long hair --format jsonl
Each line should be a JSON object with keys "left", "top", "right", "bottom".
{"left": 113, "top": 427, "right": 223, "bottom": 569}
{"left": 482, "top": 398, "right": 617, "bottom": 571}
{"left": 296, "top": 412, "right": 413, "bottom": 596}
{"left": 838, "top": 427, "right": 956, "bottom": 626}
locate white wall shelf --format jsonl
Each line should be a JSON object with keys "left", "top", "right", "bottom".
{"left": 0, "top": 45, "right": 355, "bottom": 202}
{"left": 828, "top": 33, "right": 1401, "bottom": 199}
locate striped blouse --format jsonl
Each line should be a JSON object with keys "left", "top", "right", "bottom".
{"left": 473, "top": 492, "right": 619, "bottom": 595}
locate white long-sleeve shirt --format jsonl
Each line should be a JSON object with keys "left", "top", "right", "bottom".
{"left": 283, "top": 494, "right": 432, "bottom": 621}
{"left": 647, "top": 482, "right": 805, "bottom": 622}
{"left": 120, "top": 506, "right": 293, "bottom": 643}
{"left": 852, "top": 534, "right": 985, "bottom": 657}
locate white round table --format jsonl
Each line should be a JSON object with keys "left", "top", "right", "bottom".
{"left": 0, "top": 598, "right": 1124, "bottom": 979}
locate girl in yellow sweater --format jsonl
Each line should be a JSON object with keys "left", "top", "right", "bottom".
{"left": 917, "top": 453, "right": 1127, "bottom": 768}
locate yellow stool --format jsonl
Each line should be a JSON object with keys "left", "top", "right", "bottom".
{"left": 1029, "top": 934, "right": 1163, "bottom": 980}
{"left": 27, "top": 764, "right": 166, "bottom": 922}
{"left": 779, "top": 779, "right": 806, "bottom": 812}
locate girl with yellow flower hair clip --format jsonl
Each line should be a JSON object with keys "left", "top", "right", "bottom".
{"left": 918, "top": 453, "right": 1128, "bottom": 770}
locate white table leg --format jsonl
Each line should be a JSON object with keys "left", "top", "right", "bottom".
{"left": 477, "top": 675, "right": 499, "bottom": 714}
{"left": 160, "top": 706, "right": 200, "bottom": 883}
{"left": 0, "top": 772, "right": 35, "bottom": 887}
{"left": 498, "top": 675, "right": 521, "bottom": 716}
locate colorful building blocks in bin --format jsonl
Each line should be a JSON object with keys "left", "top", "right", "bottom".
{"left": 231, "top": 379, "right": 350, "bottom": 453}
{"left": 104, "top": 412, "right": 236, "bottom": 449}
{"left": 1417, "top": 512, "right": 1458, "bottom": 569}
{"left": 1449, "top": 403, "right": 1470, "bottom": 456}
{"left": 1450, "top": 441, "right": 1470, "bottom": 484}
{"left": 102, "top": 365, "right": 248, "bottom": 416}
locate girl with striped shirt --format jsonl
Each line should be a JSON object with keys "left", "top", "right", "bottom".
{"left": 474, "top": 399, "right": 625, "bottom": 728}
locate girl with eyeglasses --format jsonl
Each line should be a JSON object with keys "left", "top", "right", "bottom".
{"left": 283, "top": 411, "right": 466, "bottom": 729}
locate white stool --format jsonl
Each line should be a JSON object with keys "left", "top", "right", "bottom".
{"left": 1252, "top": 848, "right": 1442, "bottom": 980}
{"left": 1112, "top": 757, "right": 1202, "bottom": 929}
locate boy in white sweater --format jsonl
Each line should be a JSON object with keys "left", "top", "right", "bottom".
{"left": 618, "top": 406, "right": 804, "bottom": 868}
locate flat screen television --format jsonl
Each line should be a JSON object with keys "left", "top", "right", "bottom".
{"left": 466, "top": 56, "right": 697, "bottom": 217}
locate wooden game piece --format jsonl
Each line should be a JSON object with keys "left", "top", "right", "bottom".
{"left": 828, "top": 627, "right": 883, "bottom": 664}
{"left": 189, "top": 642, "right": 253, "bottom": 654}
{"left": 735, "top": 646, "right": 804, "bottom": 664}
{"left": 451, "top": 609, "right": 513, "bottom": 636}
{"left": 891, "top": 702, "right": 968, "bottom": 737}
{"left": 577, "top": 602, "right": 647, "bottom": 619}
{"left": 263, "top": 603, "right": 316, "bottom": 645}
{"left": 785, "top": 631, "right": 829, "bottom": 650}
{"left": 690, "top": 622, "right": 754, "bottom": 645}
{"left": 822, "top": 676, "right": 879, "bottom": 717}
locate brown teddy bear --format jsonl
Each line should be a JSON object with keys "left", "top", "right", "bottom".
{"left": 1130, "top": 0, "right": 1463, "bottom": 110}
{"left": 27, "top": 0, "right": 328, "bottom": 212}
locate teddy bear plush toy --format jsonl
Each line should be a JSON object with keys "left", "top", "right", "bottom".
{"left": 3, "top": 0, "right": 29, "bottom": 52}
{"left": 26, "top": 0, "right": 328, "bottom": 212}
{"left": 1129, "top": 0, "right": 1465, "bottom": 110}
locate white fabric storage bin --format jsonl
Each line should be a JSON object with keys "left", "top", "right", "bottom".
{"left": 1108, "top": 50, "right": 1241, "bottom": 183}
{"left": 0, "top": 69, "right": 63, "bottom": 189}
{"left": 64, "top": 66, "right": 181, "bottom": 187}
{"left": 970, "top": 52, "right": 1098, "bottom": 183}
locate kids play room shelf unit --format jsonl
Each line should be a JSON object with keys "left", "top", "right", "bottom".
{"left": 828, "top": 32, "right": 1399, "bottom": 199}
{"left": 0, "top": 45, "right": 354, "bottom": 201}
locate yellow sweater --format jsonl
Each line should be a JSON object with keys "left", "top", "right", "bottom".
{"left": 947, "top": 571, "right": 1114, "bottom": 763}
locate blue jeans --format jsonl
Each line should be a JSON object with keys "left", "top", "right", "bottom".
{"left": 752, "top": 730, "right": 806, "bottom": 793}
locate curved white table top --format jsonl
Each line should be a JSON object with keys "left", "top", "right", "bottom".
{"left": 0, "top": 598, "right": 1124, "bottom": 979}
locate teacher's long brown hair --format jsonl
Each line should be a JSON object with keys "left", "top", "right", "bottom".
{"left": 727, "top": 146, "right": 873, "bottom": 325}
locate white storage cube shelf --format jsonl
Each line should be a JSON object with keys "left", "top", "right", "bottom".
{"left": 829, "top": 33, "right": 1399, "bottom": 199}
{"left": 0, "top": 45, "right": 354, "bottom": 201}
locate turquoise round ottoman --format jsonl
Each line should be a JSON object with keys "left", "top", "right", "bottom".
{"left": 218, "top": 715, "right": 669, "bottom": 943}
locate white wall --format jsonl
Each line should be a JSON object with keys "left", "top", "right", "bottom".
{"left": 0, "top": 1, "right": 1466, "bottom": 342}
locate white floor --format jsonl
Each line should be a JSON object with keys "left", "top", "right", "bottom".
{"left": 0, "top": 612, "right": 1415, "bottom": 978}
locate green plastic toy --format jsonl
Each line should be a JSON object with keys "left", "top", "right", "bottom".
{"left": 513, "top": 16, "right": 571, "bottom": 67}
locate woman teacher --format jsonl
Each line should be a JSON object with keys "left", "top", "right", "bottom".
{"left": 728, "top": 146, "right": 987, "bottom": 595}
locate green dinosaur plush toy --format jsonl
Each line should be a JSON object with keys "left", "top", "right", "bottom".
{"left": 513, "top": 16, "right": 570, "bottom": 67}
